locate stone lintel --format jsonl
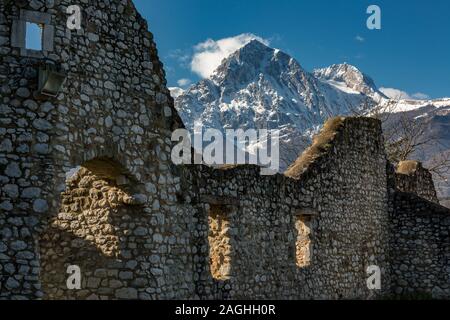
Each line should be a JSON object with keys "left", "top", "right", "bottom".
{"left": 20, "top": 9, "right": 51, "bottom": 25}
{"left": 200, "top": 195, "right": 240, "bottom": 206}
{"left": 295, "top": 208, "right": 319, "bottom": 217}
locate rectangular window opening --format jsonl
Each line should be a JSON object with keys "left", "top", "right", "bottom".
{"left": 208, "top": 204, "right": 232, "bottom": 280}
{"left": 295, "top": 215, "right": 312, "bottom": 268}
{"left": 26, "top": 22, "right": 43, "bottom": 51}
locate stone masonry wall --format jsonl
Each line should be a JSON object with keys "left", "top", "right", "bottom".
{"left": 289, "top": 117, "right": 391, "bottom": 299}
{"left": 1, "top": 0, "right": 448, "bottom": 300}
{"left": 391, "top": 191, "right": 450, "bottom": 299}
{"left": 180, "top": 165, "right": 303, "bottom": 299}
{"left": 179, "top": 117, "right": 392, "bottom": 300}
{"left": 0, "top": 0, "right": 190, "bottom": 300}
{"left": 395, "top": 161, "right": 439, "bottom": 204}
{"left": 40, "top": 163, "right": 151, "bottom": 300}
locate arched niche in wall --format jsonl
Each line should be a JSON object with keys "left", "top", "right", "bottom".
{"left": 39, "top": 158, "right": 152, "bottom": 300}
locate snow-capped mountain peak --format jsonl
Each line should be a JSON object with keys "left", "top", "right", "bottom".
{"left": 171, "top": 40, "right": 449, "bottom": 204}
{"left": 210, "top": 40, "right": 302, "bottom": 87}
{"left": 314, "top": 63, "right": 386, "bottom": 100}
{"left": 174, "top": 42, "right": 380, "bottom": 170}
{"left": 169, "top": 87, "right": 185, "bottom": 98}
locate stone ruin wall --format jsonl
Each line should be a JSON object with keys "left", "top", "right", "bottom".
{"left": 395, "top": 161, "right": 439, "bottom": 204}
{"left": 1, "top": 0, "right": 192, "bottom": 300}
{"left": 179, "top": 117, "right": 392, "bottom": 300}
{"left": 389, "top": 161, "right": 450, "bottom": 298}
{"left": 291, "top": 118, "right": 391, "bottom": 299}
{"left": 0, "top": 0, "right": 449, "bottom": 300}
{"left": 390, "top": 192, "right": 450, "bottom": 298}
{"left": 40, "top": 160, "right": 160, "bottom": 300}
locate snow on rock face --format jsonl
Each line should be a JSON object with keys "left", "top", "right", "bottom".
{"left": 174, "top": 40, "right": 450, "bottom": 189}
{"left": 379, "top": 98, "right": 450, "bottom": 113}
{"left": 175, "top": 40, "right": 378, "bottom": 171}
{"left": 169, "top": 87, "right": 185, "bottom": 99}
{"left": 313, "top": 63, "right": 386, "bottom": 100}
{"left": 380, "top": 100, "right": 450, "bottom": 202}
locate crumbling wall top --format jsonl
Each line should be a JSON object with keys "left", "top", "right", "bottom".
{"left": 285, "top": 117, "right": 383, "bottom": 180}
{"left": 395, "top": 161, "right": 439, "bottom": 203}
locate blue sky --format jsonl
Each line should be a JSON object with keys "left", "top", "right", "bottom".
{"left": 25, "top": 22, "right": 42, "bottom": 51}
{"left": 133, "top": 0, "right": 450, "bottom": 99}
{"left": 22, "top": 1, "right": 449, "bottom": 98}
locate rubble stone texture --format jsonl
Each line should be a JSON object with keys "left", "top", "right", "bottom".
{"left": 0, "top": 0, "right": 449, "bottom": 300}
{"left": 208, "top": 205, "right": 233, "bottom": 281}
{"left": 390, "top": 192, "right": 450, "bottom": 299}
{"left": 395, "top": 160, "right": 439, "bottom": 203}
{"left": 295, "top": 216, "right": 312, "bottom": 268}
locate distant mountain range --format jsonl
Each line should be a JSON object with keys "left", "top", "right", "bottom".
{"left": 171, "top": 40, "right": 450, "bottom": 204}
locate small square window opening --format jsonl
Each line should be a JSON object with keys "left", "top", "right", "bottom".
{"left": 26, "top": 22, "right": 43, "bottom": 51}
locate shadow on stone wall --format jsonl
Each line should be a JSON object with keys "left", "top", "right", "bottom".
{"left": 39, "top": 158, "right": 155, "bottom": 300}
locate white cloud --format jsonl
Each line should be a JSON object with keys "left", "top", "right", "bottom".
{"left": 177, "top": 78, "right": 192, "bottom": 87}
{"left": 190, "top": 33, "right": 270, "bottom": 78}
{"left": 379, "top": 87, "right": 411, "bottom": 99}
{"left": 380, "top": 87, "right": 430, "bottom": 100}
{"left": 411, "top": 92, "right": 430, "bottom": 100}
{"left": 355, "top": 35, "right": 365, "bottom": 42}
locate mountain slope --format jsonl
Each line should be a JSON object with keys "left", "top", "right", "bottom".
{"left": 381, "top": 100, "right": 450, "bottom": 202}
{"left": 173, "top": 40, "right": 449, "bottom": 205}
{"left": 175, "top": 40, "right": 381, "bottom": 169}
{"left": 314, "top": 63, "right": 386, "bottom": 100}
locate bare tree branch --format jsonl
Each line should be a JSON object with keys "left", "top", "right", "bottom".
{"left": 353, "top": 96, "right": 450, "bottom": 192}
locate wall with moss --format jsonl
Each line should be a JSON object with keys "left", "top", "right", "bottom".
{"left": 395, "top": 161, "right": 439, "bottom": 204}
